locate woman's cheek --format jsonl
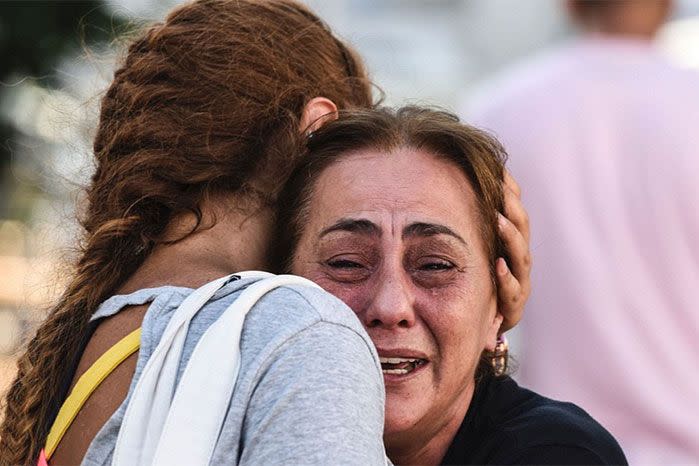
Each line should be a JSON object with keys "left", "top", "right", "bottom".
{"left": 315, "top": 279, "right": 368, "bottom": 315}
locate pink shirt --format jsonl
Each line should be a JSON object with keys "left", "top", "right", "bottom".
{"left": 466, "top": 37, "right": 699, "bottom": 464}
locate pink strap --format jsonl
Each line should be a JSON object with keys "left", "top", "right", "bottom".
{"left": 37, "top": 449, "right": 49, "bottom": 466}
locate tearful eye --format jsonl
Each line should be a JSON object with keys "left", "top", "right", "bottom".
{"left": 418, "top": 260, "right": 454, "bottom": 271}
{"left": 323, "top": 256, "right": 372, "bottom": 284}
{"left": 327, "top": 259, "right": 363, "bottom": 269}
{"left": 411, "top": 257, "right": 460, "bottom": 288}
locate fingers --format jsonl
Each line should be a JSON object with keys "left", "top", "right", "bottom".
{"left": 498, "top": 212, "right": 531, "bottom": 281}
{"left": 496, "top": 212, "right": 532, "bottom": 332}
{"left": 504, "top": 168, "right": 521, "bottom": 198}
{"left": 503, "top": 180, "right": 530, "bottom": 244}
{"left": 495, "top": 258, "right": 523, "bottom": 332}
{"left": 497, "top": 169, "right": 532, "bottom": 331}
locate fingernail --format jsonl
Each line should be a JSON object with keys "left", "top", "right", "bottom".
{"left": 497, "top": 212, "right": 507, "bottom": 229}
{"left": 497, "top": 258, "right": 508, "bottom": 276}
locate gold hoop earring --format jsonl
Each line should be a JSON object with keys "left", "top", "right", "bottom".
{"left": 492, "top": 334, "right": 509, "bottom": 377}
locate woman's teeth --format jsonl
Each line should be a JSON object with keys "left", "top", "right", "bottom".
{"left": 379, "top": 357, "right": 425, "bottom": 375}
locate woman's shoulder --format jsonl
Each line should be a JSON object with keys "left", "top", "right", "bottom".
{"left": 248, "top": 279, "right": 369, "bottom": 337}
{"left": 481, "top": 376, "right": 628, "bottom": 465}
{"left": 86, "top": 275, "right": 373, "bottom": 378}
{"left": 92, "top": 275, "right": 370, "bottom": 358}
{"left": 197, "top": 277, "right": 386, "bottom": 464}
{"left": 229, "top": 278, "right": 382, "bottom": 384}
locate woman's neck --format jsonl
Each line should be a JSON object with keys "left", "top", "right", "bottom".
{"left": 119, "top": 197, "right": 274, "bottom": 293}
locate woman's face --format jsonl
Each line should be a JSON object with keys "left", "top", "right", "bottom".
{"left": 291, "top": 147, "right": 502, "bottom": 448}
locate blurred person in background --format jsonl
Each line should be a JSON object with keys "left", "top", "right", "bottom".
{"left": 464, "top": 0, "right": 699, "bottom": 463}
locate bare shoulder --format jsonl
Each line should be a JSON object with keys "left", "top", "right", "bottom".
{"left": 49, "top": 304, "right": 147, "bottom": 466}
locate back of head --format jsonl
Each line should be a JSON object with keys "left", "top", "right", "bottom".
{"left": 567, "top": 0, "right": 673, "bottom": 39}
{"left": 0, "top": 1, "right": 372, "bottom": 463}
{"left": 92, "top": 0, "right": 372, "bottom": 230}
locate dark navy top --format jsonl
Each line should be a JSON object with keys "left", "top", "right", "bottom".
{"left": 441, "top": 376, "right": 627, "bottom": 465}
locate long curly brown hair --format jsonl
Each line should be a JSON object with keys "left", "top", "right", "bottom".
{"left": 0, "top": 1, "right": 373, "bottom": 464}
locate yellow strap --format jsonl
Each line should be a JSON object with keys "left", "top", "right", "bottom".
{"left": 44, "top": 328, "right": 142, "bottom": 459}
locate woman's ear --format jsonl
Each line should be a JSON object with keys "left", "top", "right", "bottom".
{"left": 300, "top": 97, "right": 338, "bottom": 133}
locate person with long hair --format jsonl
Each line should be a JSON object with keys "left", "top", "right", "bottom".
{"left": 0, "top": 1, "right": 531, "bottom": 465}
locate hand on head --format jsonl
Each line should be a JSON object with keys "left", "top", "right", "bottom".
{"left": 495, "top": 169, "right": 531, "bottom": 332}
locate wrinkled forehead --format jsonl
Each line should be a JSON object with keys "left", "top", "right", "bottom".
{"left": 305, "top": 147, "right": 485, "bottom": 245}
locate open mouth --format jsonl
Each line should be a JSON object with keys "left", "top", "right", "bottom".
{"left": 379, "top": 357, "right": 427, "bottom": 375}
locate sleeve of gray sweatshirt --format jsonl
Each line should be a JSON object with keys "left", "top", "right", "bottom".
{"left": 238, "top": 320, "right": 387, "bottom": 465}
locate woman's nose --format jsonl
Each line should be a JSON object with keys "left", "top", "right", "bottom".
{"left": 363, "top": 270, "right": 416, "bottom": 329}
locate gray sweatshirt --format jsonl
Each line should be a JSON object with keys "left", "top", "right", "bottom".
{"left": 81, "top": 276, "right": 387, "bottom": 465}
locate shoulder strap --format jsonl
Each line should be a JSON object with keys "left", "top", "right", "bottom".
{"left": 112, "top": 272, "right": 272, "bottom": 466}
{"left": 113, "top": 273, "right": 320, "bottom": 466}
{"left": 43, "top": 328, "right": 142, "bottom": 459}
{"left": 151, "top": 274, "right": 321, "bottom": 466}
{"left": 112, "top": 275, "right": 243, "bottom": 466}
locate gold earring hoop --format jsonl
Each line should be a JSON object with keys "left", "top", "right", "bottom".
{"left": 492, "top": 334, "right": 509, "bottom": 377}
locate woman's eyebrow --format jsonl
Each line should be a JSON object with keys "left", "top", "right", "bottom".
{"left": 402, "top": 222, "right": 466, "bottom": 245}
{"left": 319, "top": 218, "right": 379, "bottom": 238}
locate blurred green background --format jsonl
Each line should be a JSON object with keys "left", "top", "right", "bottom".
{"left": 0, "top": 1, "right": 126, "bottom": 221}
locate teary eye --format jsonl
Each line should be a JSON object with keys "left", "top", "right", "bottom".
{"left": 322, "top": 255, "right": 373, "bottom": 284}
{"left": 327, "top": 259, "right": 363, "bottom": 269}
{"left": 418, "top": 259, "right": 454, "bottom": 271}
{"left": 410, "top": 255, "right": 462, "bottom": 289}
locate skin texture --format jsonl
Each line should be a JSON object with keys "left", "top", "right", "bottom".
{"left": 292, "top": 147, "right": 503, "bottom": 465}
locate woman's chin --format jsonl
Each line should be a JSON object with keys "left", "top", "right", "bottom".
{"left": 383, "top": 411, "right": 421, "bottom": 440}
{"left": 383, "top": 383, "right": 433, "bottom": 440}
